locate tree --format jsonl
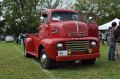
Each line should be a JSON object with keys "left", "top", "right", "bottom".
{"left": 74, "top": 0, "right": 120, "bottom": 25}
{"left": 2, "top": 0, "right": 72, "bottom": 36}
{"left": 0, "top": 2, "right": 2, "bottom": 16}
{"left": 2, "top": 0, "right": 40, "bottom": 36}
{"left": 0, "top": 2, "right": 5, "bottom": 35}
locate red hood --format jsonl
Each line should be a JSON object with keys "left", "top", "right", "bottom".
{"left": 50, "top": 21, "right": 88, "bottom": 38}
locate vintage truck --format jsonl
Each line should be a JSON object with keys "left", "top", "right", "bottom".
{"left": 24, "top": 9, "right": 100, "bottom": 69}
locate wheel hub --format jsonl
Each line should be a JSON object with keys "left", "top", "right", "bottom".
{"left": 41, "top": 54, "right": 47, "bottom": 66}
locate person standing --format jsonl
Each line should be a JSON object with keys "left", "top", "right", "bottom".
{"left": 20, "top": 33, "right": 24, "bottom": 45}
{"left": 99, "top": 32, "right": 102, "bottom": 43}
{"left": 114, "top": 21, "right": 120, "bottom": 60}
{"left": 101, "top": 32, "right": 106, "bottom": 45}
{"left": 18, "top": 33, "right": 21, "bottom": 44}
{"left": 107, "top": 22, "right": 117, "bottom": 61}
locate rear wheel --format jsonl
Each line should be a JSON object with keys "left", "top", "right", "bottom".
{"left": 39, "top": 49, "right": 54, "bottom": 69}
{"left": 81, "top": 59, "right": 96, "bottom": 65}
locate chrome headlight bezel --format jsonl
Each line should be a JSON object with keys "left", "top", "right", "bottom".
{"left": 57, "top": 43, "right": 63, "bottom": 50}
{"left": 90, "top": 41, "right": 97, "bottom": 48}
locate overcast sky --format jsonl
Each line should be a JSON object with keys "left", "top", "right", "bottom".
{"left": 0, "top": 0, "right": 3, "bottom": 2}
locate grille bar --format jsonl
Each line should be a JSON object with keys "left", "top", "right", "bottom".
{"left": 66, "top": 44, "right": 89, "bottom": 47}
{"left": 66, "top": 41, "right": 89, "bottom": 43}
{"left": 66, "top": 41, "right": 90, "bottom": 52}
{"left": 66, "top": 45, "right": 89, "bottom": 48}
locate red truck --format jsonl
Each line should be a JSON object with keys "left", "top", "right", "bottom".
{"left": 24, "top": 9, "right": 100, "bottom": 69}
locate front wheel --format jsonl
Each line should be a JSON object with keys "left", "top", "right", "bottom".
{"left": 39, "top": 49, "right": 54, "bottom": 69}
{"left": 81, "top": 59, "right": 96, "bottom": 65}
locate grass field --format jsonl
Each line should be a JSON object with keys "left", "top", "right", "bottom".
{"left": 0, "top": 42, "right": 120, "bottom": 79}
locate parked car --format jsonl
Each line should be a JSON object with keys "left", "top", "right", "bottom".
{"left": 5, "top": 36, "right": 14, "bottom": 42}
{"left": 0, "top": 35, "right": 5, "bottom": 41}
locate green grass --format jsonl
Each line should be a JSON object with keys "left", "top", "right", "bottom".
{"left": 0, "top": 42, "right": 50, "bottom": 79}
{"left": 0, "top": 42, "right": 120, "bottom": 79}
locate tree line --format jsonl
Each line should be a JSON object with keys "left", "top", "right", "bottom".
{"left": 0, "top": 0, "right": 120, "bottom": 36}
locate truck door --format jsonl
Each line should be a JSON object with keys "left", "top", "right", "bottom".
{"left": 82, "top": 13, "right": 99, "bottom": 38}
{"left": 39, "top": 13, "right": 49, "bottom": 39}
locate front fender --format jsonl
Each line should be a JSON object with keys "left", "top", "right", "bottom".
{"left": 40, "top": 39, "right": 58, "bottom": 60}
{"left": 40, "top": 39, "right": 58, "bottom": 46}
{"left": 40, "top": 37, "right": 100, "bottom": 60}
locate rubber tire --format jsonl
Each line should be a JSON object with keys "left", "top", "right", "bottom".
{"left": 40, "top": 49, "right": 53, "bottom": 69}
{"left": 81, "top": 59, "right": 96, "bottom": 65}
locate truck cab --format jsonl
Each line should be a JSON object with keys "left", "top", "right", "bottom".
{"left": 24, "top": 9, "right": 100, "bottom": 69}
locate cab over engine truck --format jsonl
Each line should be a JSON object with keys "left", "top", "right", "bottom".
{"left": 24, "top": 9, "right": 100, "bottom": 69}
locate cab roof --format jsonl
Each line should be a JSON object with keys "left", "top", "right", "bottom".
{"left": 44, "top": 9, "right": 78, "bottom": 13}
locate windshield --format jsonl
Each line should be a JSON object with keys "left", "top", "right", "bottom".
{"left": 52, "top": 11, "right": 80, "bottom": 22}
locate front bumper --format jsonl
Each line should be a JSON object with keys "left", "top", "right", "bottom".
{"left": 56, "top": 53, "right": 100, "bottom": 61}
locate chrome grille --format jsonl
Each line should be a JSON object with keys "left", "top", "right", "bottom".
{"left": 66, "top": 41, "right": 90, "bottom": 52}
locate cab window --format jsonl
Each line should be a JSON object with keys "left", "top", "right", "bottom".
{"left": 83, "top": 14, "right": 96, "bottom": 23}
{"left": 42, "top": 13, "right": 49, "bottom": 23}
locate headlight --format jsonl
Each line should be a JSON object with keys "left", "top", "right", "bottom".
{"left": 57, "top": 43, "right": 63, "bottom": 50}
{"left": 90, "top": 41, "right": 96, "bottom": 48}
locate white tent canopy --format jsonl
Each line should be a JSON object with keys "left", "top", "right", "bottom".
{"left": 98, "top": 18, "right": 120, "bottom": 30}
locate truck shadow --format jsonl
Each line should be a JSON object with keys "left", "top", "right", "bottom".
{"left": 55, "top": 61, "right": 99, "bottom": 70}
{"left": 32, "top": 57, "right": 100, "bottom": 70}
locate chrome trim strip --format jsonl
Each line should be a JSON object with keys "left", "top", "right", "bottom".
{"left": 75, "top": 21, "right": 79, "bottom": 36}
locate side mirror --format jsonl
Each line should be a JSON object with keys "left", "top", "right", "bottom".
{"left": 40, "top": 17, "right": 44, "bottom": 22}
